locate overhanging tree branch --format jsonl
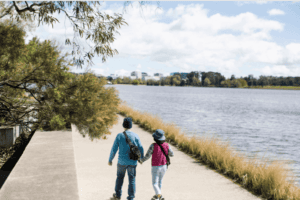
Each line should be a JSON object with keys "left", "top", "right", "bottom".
{"left": 12, "top": 1, "right": 53, "bottom": 14}
{"left": 1, "top": 1, "right": 128, "bottom": 68}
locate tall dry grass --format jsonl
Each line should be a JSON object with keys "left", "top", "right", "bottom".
{"left": 248, "top": 86, "right": 300, "bottom": 90}
{"left": 118, "top": 103, "right": 300, "bottom": 200}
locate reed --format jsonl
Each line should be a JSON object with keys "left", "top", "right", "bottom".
{"left": 248, "top": 86, "right": 300, "bottom": 90}
{"left": 118, "top": 103, "right": 300, "bottom": 200}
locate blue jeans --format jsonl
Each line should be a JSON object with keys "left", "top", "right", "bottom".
{"left": 115, "top": 163, "right": 137, "bottom": 200}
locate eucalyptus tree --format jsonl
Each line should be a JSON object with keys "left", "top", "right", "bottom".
{"left": 170, "top": 75, "right": 181, "bottom": 86}
{"left": 191, "top": 77, "right": 201, "bottom": 86}
{"left": 0, "top": 22, "right": 120, "bottom": 140}
{"left": 204, "top": 78, "right": 211, "bottom": 86}
{"left": 187, "top": 71, "right": 200, "bottom": 85}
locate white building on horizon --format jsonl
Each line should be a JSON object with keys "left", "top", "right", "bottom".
{"left": 107, "top": 74, "right": 123, "bottom": 80}
{"left": 142, "top": 72, "right": 148, "bottom": 77}
{"left": 154, "top": 73, "right": 163, "bottom": 77}
{"left": 130, "top": 71, "right": 142, "bottom": 80}
{"left": 143, "top": 76, "right": 160, "bottom": 82}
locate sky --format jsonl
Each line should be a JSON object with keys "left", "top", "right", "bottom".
{"left": 21, "top": 1, "right": 300, "bottom": 79}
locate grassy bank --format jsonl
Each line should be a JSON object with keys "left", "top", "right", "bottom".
{"left": 118, "top": 103, "right": 300, "bottom": 200}
{"left": 247, "top": 86, "right": 300, "bottom": 90}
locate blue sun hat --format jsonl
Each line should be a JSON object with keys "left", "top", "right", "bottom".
{"left": 152, "top": 129, "right": 166, "bottom": 141}
{"left": 123, "top": 117, "right": 132, "bottom": 129}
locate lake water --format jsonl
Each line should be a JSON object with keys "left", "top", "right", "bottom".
{"left": 107, "top": 85, "right": 300, "bottom": 184}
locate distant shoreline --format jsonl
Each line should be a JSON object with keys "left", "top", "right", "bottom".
{"left": 106, "top": 84, "right": 300, "bottom": 90}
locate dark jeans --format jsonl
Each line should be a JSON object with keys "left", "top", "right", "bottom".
{"left": 115, "top": 163, "right": 137, "bottom": 200}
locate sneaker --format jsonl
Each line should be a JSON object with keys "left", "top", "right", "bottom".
{"left": 151, "top": 195, "right": 164, "bottom": 200}
{"left": 112, "top": 193, "right": 120, "bottom": 200}
{"left": 151, "top": 195, "right": 159, "bottom": 200}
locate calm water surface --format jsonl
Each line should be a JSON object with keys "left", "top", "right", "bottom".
{"left": 107, "top": 85, "right": 300, "bottom": 183}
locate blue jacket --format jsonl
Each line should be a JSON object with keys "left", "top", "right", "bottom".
{"left": 108, "top": 130, "right": 144, "bottom": 165}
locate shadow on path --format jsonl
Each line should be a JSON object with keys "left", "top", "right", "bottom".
{"left": 0, "top": 131, "right": 35, "bottom": 189}
{"left": 0, "top": 144, "right": 27, "bottom": 189}
{"left": 0, "top": 170, "right": 10, "bottom": 189}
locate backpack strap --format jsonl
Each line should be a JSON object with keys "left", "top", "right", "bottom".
{"left": 123, "top": 131, "right": 131, "bottom": 146}
{"left": 157, "top": 143, "right": 168, "bottom": 157}
{"left": 156, "top": 143, "right": 170, "bottom": 168}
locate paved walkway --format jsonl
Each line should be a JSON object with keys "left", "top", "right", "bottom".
{"left": 0, "top": 130, "right": 79, "bottom": 200}
{"left": 73, "top": 114, "right": 262, "bottom": 200}
{"left": 0, "top": 114, "right": 263, "bottom": 200}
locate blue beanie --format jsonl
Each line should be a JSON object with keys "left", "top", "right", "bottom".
{"left": 123, "top": 117, "right": 132, "bottom": 129}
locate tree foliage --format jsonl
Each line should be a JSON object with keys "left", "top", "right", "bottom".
{"left": 161, "top": 76, "right": 171, "bottom": 85}
{"left": 191, "top": 77, "right": 201, "bottom": 86}
{"left": 132, "top": 79, "right": 139, "bottom": 85}
{"left": 112, "top": 72, "right": 299, "bottom": 88}
{"left": 0, "top": 1, "right": 128, "bottom": 68}
{"left": 200, "top": 71, "right": 225, "bottom": 87}
{"left": 0, "top": 22, "right": 120, "bottom": 140}
{"left": 171, "top": 75, "right": 181, "bottom": 86}
{"left": 204, "top": 77, "right": 211, "bottom": 86}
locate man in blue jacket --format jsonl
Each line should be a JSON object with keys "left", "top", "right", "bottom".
{"left": 109, "top": 117, "right": 144, "bottom": 200}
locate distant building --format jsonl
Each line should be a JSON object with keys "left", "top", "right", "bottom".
{"left": 143, "top": 76, "right": 160, "bottom": 82}
{"left": 131, "top": 71, "right": 142, "bottom": 79}
{"left": 142, "top": 72, "right": 148, "bottom": 77}
{"left": 107, "top": 74, "right": 120, "bottom": 80}
{"left": 153, "top": 77, "right": 160, "bottom": 81}
{"left": 130, "top": 76, "right": 137, "bottom": 80}
{"left": 180, "top": 73, "right": 189, "bottom": 79}
{"left": 94, "top": 73, "right": 104, "bottom": 78}
{"left": 142, "top": 76, "right": 150, "bottom": 81}
{"left": 0, "top": 125, "right": 22, "bottom": 147}
{"left": 154, "top": 73, "right": 163, "bottom": 77}
{"left": 170, "top": 72, "right": 180, "bottom": 76}
{"left": 170, "top": 72, "right": 188, "bottom": 79}
{"left": 142, "top": 76, "right": 151, "bottom": 81}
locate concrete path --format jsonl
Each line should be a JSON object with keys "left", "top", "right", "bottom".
{"left": 73, "top": 114, "right": 263, "bottom": 200}
{"left": 0, "top": 130, "right": 79, "bottom": 200}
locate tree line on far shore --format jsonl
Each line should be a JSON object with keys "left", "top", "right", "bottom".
{"left": 108, "top": 72, "right": 300, "bottom": 88}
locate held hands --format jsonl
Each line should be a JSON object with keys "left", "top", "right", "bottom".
{"left": 138, "top": 159, "right": 143, "bottom": 164}
{"left": 109, "top": 160, "right": 142, "bottom": 165}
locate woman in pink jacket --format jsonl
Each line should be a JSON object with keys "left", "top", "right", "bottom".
{"left": 139, "top": 129, "right": 174, "bottom": 200}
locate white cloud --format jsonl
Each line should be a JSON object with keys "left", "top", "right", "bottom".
{"left": 236, "top": 1, "right": 269, "bottom": 6}
{"left": 256, "top": 65, "right": 300, "bottom": 77}
{"left": 115, "top": 69, "right": 131, "bottom": 77}
{"left": 105, "top": 2, "right": 294, "bottom": 77}
{"left": 89, "top": 67, "right": 108, "bottom": 76}
{"left": 256, "top": 0, "right": 268, "bottom": 5}
{"left": 25, "top": 2, "right": 300, "bottom": 77}
{"left": 268, "top": 9, "right": 285, "bottom": 16}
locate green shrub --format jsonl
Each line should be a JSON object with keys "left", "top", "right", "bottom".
{"left": 132, "top": 80, "right": 139, "bottom": 85}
